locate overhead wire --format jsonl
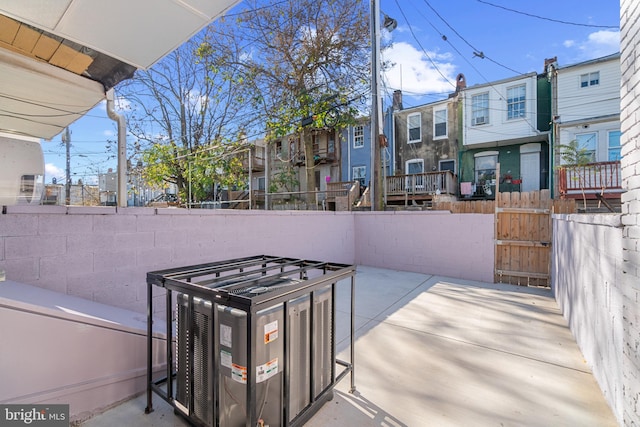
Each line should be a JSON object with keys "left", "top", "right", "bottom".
{"left": 391, "top": 0, "right": 456, "bottom": 90}
{"left": 476, "top": 0, "right": 619, "bottom": 29}
{"left": 420, "top": 0, "right": 525, "bottom": 76}
{"left": 387, "top": 0, "right": 541, "bottom": 135}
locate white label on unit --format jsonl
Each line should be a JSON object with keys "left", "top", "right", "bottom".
{"left": 232, "top": 363, "right": 247, "bottom": 384}
{"left": 220, "top": 350, "right": 232, "bottom": 368}
{"left": 220, "top": 324, "right": 232, "bottom": 348}
{"left": 264, "top": 320, "right": 278, "bottom": 344}
{"left": 256, "top": 357, "right": 279, "bottom": 383}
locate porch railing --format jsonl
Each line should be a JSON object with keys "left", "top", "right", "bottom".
{"left": 559, "top": 161, "right": 622, "bottom": 198}
{"left": 386, "top": 170, "right": 457, "bottom": 196}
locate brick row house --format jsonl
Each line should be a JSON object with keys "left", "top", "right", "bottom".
{"left": 241, "top": 53, "right": 621, "bottom": 210}
{"left": 390, "top": 53, "right": 620, "bottom": 209}
{"left": 391, "top": 80, "right": 462, "bottom": 205}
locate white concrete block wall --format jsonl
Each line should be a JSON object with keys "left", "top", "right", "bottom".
{"left": 622, "top": 0, "right": 640, "bottom": 424}
{"left": 354, "top": 211, "right": 495, "bottom": 283}
{"left": 552, "top": 214, "right": 625, "bottom": 422}
{"left": 0, "top": 207, "right": 493, "bottom": 316}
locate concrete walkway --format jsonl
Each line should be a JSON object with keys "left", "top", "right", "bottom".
{"left": 81, "top": 266, "right": 617, "bottom": 427}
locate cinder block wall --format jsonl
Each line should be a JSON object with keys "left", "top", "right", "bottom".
{"left": 0, "top": 207, "right": 356, "bottom": 315}
{"left": 354, "top": 211, "right": 494, "bottom": 283}
{"left": 0, "top": 206, "right": 494, "bottom": 315}
{"left": 552, "top": 214, "right": 625, "bottom": 422}
{"left": 621, "top": 1, "right": 640, "bottom": 424}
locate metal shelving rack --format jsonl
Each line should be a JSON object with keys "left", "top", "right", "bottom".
{"left": 145, "top": 255, "right": 356, "bottom": 427}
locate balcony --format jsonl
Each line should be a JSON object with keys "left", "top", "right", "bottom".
{"left": 386, "top": 170, "right": 457, "bottom": 204}
{"left": 241, "top": 147, "right": 265, "bottom": 172}
{"left": 558, "top": 161, "right": 622, "bottom": 200}
{"left": 290, "top": 149, "right": 336, "bottom": 166}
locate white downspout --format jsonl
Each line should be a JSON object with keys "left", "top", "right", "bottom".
{"left": 106, "top": 88, "right": 127, "bottom": 208}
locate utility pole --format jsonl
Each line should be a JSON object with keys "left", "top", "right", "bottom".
{"left": 370, "top": 0, "right": 380, "bottom": 211}
{"left": 370, "top": 0, "right": 395, "bottom": 211}
{"left": 62, "top": 127, "right": 71, "bottom": 205}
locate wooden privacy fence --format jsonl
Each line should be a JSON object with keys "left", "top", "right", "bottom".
{"left": 494, "top": 190, "right": 575, "bottom": 287}
{"left": 432, "top": 190, "right": 575, "bottom": 287}
{"left": 432, "top": 199, "right": 495, "bottom": 213}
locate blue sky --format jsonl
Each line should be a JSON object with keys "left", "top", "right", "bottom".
{"left": 43, "top": 0, "right": 620, "bottom": 184}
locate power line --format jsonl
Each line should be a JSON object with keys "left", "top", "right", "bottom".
{"left": 476, "top": 0, "right": 619, "bottom": 29}
{"left": 392, "top": 0, "right": 456, "bottom": 89}
{"left": 421, "top": 0, "right": 524, "bottom": 76}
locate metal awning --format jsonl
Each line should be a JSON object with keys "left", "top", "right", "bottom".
{"left": 0, "top": 0, "right": 240, "bottom": 140}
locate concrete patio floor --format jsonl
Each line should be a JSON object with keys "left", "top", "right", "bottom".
{"left": 80, "top": 266, "right": 617, "bottom": 427}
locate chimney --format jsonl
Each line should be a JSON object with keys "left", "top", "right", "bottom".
{"left": 450, "top": 73, "right": 467, "bottom": 98}
{"left": 544, "top": 57, "right": 558, "bottom": 73}
{"left": 456, "top": 73, "right": 466, "bottom": 91}
{"left": 392, "top": 90, "right": 403, "bottom": 110}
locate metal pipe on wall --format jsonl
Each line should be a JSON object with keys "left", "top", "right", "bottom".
{"left": 106, "top": 88, "right": 127, "bottom": 208}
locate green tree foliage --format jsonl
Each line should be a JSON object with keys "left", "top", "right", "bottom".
{"left": 204, "top": 0, "right": 370, "bottom": 199}
{"left": 117, "top": 34, "right": 255, "bottom": 204}
{"left": 557, "top": 139, "right": 593, "bottom": 210}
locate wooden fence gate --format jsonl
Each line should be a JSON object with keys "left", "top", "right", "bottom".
{"left": 494, "top": 190, "right": 575, "bottom": 287}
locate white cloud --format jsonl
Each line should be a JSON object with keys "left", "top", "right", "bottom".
{"left": 45, "top": 163, "right": 65, "bottom": 182}
{"left": 103, "top": 129, "right": 115, "bottom": 138}
{"left": 382, "top": 41, "right": 457, "bottom": 97}
{"left": 563, "top": 40, "right": 575, "bottom": 48}
{"left": 575, "top": 30, "right": 620, "bottom": 59}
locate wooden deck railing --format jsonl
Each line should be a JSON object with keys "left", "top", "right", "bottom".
{"left": 252, "top": 181, "right": 360, "bottom": 210}
{"left": 559, "top": 161, "right": 622, "bottom": 198}
{"left": 386, "top": 170, "right": 457, "bottom": 196}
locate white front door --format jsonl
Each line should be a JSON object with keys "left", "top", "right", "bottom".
{"left": 520, "top": 151, "right": 540, "bottom": 192}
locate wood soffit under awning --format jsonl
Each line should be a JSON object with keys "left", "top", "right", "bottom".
{"left": 0, "top": 14, "right": 135, "bottom": 90}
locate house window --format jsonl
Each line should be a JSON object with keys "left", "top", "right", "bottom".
{"left": 257, "top": 177, "right": 266, "bottom": 191}
{"left": 471, "top": 93, "right": 489, "bottom": 126}
{"left": 507, "top": 85, "right": 526, "bottom": 120}
{"left": 353, "top": 125, "right": 364, "bottom": 148}
{"left": 328, "top": 131, "right": 335, "bottom": 154}
{"left": 580, "top": 71, "right": 600, "bottom": 88}
{"left": 352, "top": 165, "right": 366, "bottom": 186}
{"left": 406, "top": 159, "right": 424, "bottom": 174}
{"left": 608, "top": 130, "right": 622, "bottom": 161}
{"left": 439, "top": 160, "right": 455, "bottom": 173}
{"left": 576, "top": 132, "right": 597, "bottom": 162}
{"left": 406, "top": 159, "right": 425, "bottom": 190}
{"left": 474, "top": 153, "right": 498, "bottom": 185}
{"left": 434, "top": 108, "right": 447, "bottom": 138}
{"left": 408, "top": 113, "right": 421, "bottom": 143}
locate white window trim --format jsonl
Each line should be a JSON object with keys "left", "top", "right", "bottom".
{"left": 351, "top": 165, "right": 367, "bottom": 185}
{"left": 433, "top": 107, "right": 448, "bottom": 140}
{"left": 574, "top": 131, "right": 597, "bottom": 163}
{"left": 607, "top": 129, "right": 622, "bottom": 161}
{"left": 580, "top": 71, "right": 600, "bottom": 88}
{"left": 353, "top": 125, "right": 364, "bottom": 149}
{"left": 506, "top": 84, "right": 526, "bottom": 121}
{"left": 405, "top": 159, "right": 425, "bottom": 189}
{"left": 407, "top": 112, "right": 421, "bottom": 143}
{"left": 473, "top": 151, "right": 498, "bottom": 187}
{"left": 471, "top": 92, "right": 490, "bottom": 126}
